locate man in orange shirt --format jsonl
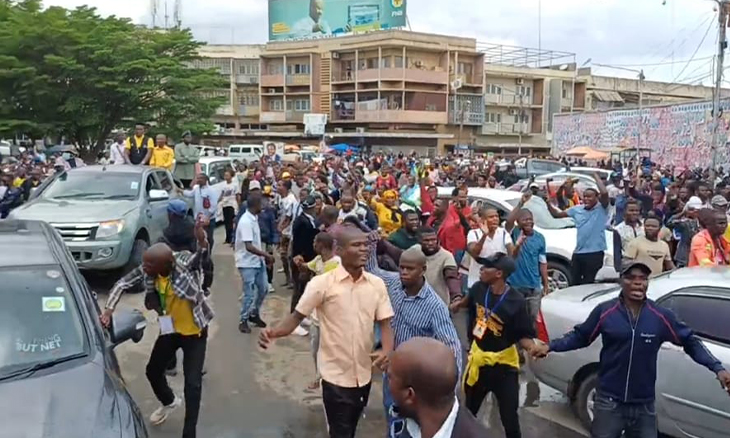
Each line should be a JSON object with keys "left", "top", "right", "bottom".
{"left": 689, "top": 209, "right": 730, "bottom": 267}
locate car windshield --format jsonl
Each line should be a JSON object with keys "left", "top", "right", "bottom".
{"left": 506, "top": 196, "right": 575, "bottom": 230}
{"left": 0, "top": 266, "right": 86, "bottom": 377}
{"left": 41, "top": 171, "right": 141, "bottom": 200}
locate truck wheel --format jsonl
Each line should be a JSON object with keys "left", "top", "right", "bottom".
{"left": 123, "top": 239, "right": 149, "bottom": 292}
{"left": 547, "top": 260, "right": 572, "bottom": 292}
{"left": 572, "top": 371, "right": 598, "bottom": 431}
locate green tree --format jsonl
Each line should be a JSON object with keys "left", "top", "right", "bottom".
{"left": 0, "top": 0, "right": 226, "bottom": 148}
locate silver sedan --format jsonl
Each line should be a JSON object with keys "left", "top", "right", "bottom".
{"left": 531, "top": 268, "right": 730, "bottom": 437}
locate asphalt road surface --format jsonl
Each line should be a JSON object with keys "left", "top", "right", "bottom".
{"left": 88, "top": 228, "right": 588, "bottom": 438}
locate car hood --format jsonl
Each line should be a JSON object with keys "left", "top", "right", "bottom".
{"left": 9, "top": 198, "right": 138, "bottom": 223}
{"left": 545, "top": 282, "right": 618, "bottom": 303}
{"left": 0, "top": 357, "right": 132, "bottom": 438}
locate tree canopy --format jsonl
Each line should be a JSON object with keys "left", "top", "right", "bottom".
{"left": 0, "top": 0, "right": 226, "bottom": 147}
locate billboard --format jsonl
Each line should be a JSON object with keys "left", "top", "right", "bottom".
{"left": 268, "top": 0, "right": 407, "bottom": 41}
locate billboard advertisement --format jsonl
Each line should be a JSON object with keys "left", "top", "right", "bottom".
{"left": 268, "top": 0, "right": 407, "bottom": 41}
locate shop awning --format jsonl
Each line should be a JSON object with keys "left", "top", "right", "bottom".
{"left": 592, "top": 90, "right": 624, "bottom": 103}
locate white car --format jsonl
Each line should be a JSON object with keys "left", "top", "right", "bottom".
{"left": 437, "top": 187, "right": 617, "bottom": 289}
{"left": 531, "top": 268, "right": 730, "bottom": 437}
{"left": 562, "top": 167, "right": 614, "bottom": 182}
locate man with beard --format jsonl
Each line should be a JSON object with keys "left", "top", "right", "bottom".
{"left": 387, "top": 337, "right": 489, "bottom": 438}
{"left": 533, "top": 261, "right": 730, "bottom": 437}
{"left": 388, "top": 210, "right": 420, "bottom": 250}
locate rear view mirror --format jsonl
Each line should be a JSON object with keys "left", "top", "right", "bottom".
{"left": 149, "top": 189, "right": 169, "bottom": 201}
{"left": 110, "top": 308, "right": 146, "bottom": 347}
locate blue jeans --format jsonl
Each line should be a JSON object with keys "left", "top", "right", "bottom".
{"left": 239, "top": 265, "right": 268, "bottom": 321}
{"left": 382, "top": 372, "right": 406, "bottom": 437}
{"left": 591, "top": 393, "right": 657, "bottom": 438}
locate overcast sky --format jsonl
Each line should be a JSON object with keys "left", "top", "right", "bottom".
{"left": 46, "top": 0, "right": 722, "bottom": 85}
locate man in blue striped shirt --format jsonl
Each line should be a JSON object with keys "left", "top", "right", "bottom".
{"left": 363, "top": 227, "right": 463, "bottom": 438}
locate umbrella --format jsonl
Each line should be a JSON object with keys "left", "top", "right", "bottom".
{"left": 582, "top": 149, "right": 609, "bottom": 161}
{"left": 565, "top": 146, "right": 595, "bottom": 156}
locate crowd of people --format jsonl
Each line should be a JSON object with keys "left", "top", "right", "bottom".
{"left": 4, "top": 131, "right": 730, "bottom": 438}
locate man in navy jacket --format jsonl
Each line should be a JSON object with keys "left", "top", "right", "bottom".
{"left": 533, "top": 261, "right": 730, "bottom": 438}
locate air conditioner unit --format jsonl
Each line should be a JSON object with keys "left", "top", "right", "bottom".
{"left": 334, "top": 127, "right": 344, "bottom": 133}
{"left": 268, "top": 88, "right": 276, "bottom": 93}
{"left": 355, "top": 127, "right": 366, "bottom": 133}
{"left": 332, "top": 52, "right": 340, "bottom": 59}
{"left": 516, "top": 78, "right": 525, "bottom": 85}
{"left": 509, "top": 109, "right": 519, "bottom": 116}
{"left": 249, "top": 77, "right": 257, "bottom": 84}
{"left": 414, "top": 60, "right": 423, "bottom": 68}
{"left": 451, "top": 78, "right": 463, "bottom": 91}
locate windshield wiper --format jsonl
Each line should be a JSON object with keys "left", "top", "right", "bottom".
{"left": 102, "top": 194, "right": 136, "bottom": 200}
{"left": 0, "top": 352, "right": 87, "bottom": 381}
{"left": 52, "top": 193, "right": 105, "bottom": 199}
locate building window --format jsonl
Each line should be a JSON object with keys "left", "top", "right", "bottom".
{"left": 239, "top": 94, "right": 259, "bottom": 106}
{"left": 287, "top": 63, "right": 311, "bottom": 75}
{"left": 487, "top": 84, "right": 502, "bottom": 95}
{"left": 239, "top": 62, "right": 258, "bottom": 75}
{"left": 294, "top": 99, "right": 311, "bottom": 112}
{"left": 381, "top": 57, "right": 391, "bottom": 68}
{"left": 269, "top": 99, "right": 283, "bottom": 111}
{"left": 425, "top": 104, "right": 437, "bottom": 111}
{"left": 517, "top": 85, "right": 531, "bottom": 97}
{"left": 513, "top": 113, "right": 529, "bottom": 124}
{"left": 486, "top": 113, "right": 501, "bottom": 123}
{"left": 267, "top": 63, "right": 283, "bottom": 75}
{"left": 366, "top": 58, "right": 378, "bottom": 69}
{"left": 562, "top": 87, "right": 571, "bottom": 99}
{"left": 395, "top": 56, "right": 404, "bottom": 68}
{"left": 457, "top": 62, "right": 473, "bottom": 76}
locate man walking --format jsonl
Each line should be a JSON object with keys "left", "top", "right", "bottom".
{"left": 289, "top": 196, "right": 320, "bottom": 335}
{"left": 174, "top": 131, "right": 199, "bottom": 188}
{"left": 109, "top": 132, "right": 129, "bottom": 165}
{"left": 181, "top": 174, "right": 219, "bottom": 250}
{"left": 100, "top": 220, "right": 213, "bottom": 438}
{"left": 548, "top": 172, "right": 610, "bottom": 285}
{"left": 236, "top": 194, "right": 274, "bottom": 334}
{"left": 259, "top": 227, "right": 394, "bottom": 438}
{"left": 533, "top": 261, "right": 730, "bottom": 438}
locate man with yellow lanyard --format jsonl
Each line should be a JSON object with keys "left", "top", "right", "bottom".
{"left": 449, "top": 253, "right": 538, "bottom": 438}
{"left": 370, "top": 189, "right": 402, "bottom": 236}
{"left": 149, "top": 134, "right": 175, "bottom": 171}
{"left": 100, "top": 219, "right": 213, "bottom": 438}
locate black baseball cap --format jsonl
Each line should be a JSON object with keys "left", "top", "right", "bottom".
{"left": 621, "top": 260, "right": 652, "bottom": 277}
{"left": 475, "top": 253, "right": 516, "bottom": 277}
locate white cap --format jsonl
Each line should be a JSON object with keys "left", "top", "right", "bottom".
{"left": 249, "top": 180, "right": 261, "bottom": 191}
{"left": 686, "top": 196, "right": 703, "bottom": 210}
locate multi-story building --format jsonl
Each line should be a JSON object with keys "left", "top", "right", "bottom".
{"left": 193, "top": 31, "right": 721, "bottom": 155}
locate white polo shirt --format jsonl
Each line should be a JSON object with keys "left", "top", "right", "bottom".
{"left": 235, "top": 210, "right": 263, "bottom": 268}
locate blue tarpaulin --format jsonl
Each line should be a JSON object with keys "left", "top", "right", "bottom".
{"left": 330, "top": 143, "right": 360, "bottom": 153}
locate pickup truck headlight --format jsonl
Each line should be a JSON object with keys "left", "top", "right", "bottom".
{"left": 96, "top": 220, "right": 125, "bottom": 239}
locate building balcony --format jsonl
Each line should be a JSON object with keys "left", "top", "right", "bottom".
{"left": 352, "top": 68, "right": 448, "bottom": 84}
{"left": 481, "top": 122, "right": 531, "bottom": 136}
{"left": 357, "top": 69, "right": 379, "bottom": 81}
{"left": 260, "top": 74, "right": 284, "bottom": 87}
{"left": 355, "top": 109, "right": 448, "bottom": 124}
{"left": 561, "top": 97, "right": 573, "bottom": 108}
{"left": 285, "top": 111, "right": 305, "bottom": 122}
{"left": 216, "top": 105, "right": 234, "bottom": 116}
{"left": 286, "top": 74, "right": 311, "bottom": 86}
{"left": 404, "top": 68, "right": 448, "bottom": 84}
{"left": 484, "top": 94, "right": 533, "bottom": 106}
{"left": 237, "top": 106, "right": 259, "bottom": 117}
{"left": 448, "top": 111, "right": 485, "bottom": 125}
{"left": 236, "top": 74, "right": 259, "bottom": 85}
{"left": 260, "top": 111, "right": 286, "bottom": 123}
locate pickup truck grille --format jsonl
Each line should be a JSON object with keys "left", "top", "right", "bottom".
{"left": 50, "top": 223, "right": 98, "bottom": 242}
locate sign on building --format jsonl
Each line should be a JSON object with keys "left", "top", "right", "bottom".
{"left": 304, "top": 113, "right": 328, "bottom": 136}
{"left": 268, "top": 0, "right": 407, "bottom": 41}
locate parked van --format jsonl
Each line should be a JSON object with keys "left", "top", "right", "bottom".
{"left": 228, "top": 144, "right": 264, "bottom": 162}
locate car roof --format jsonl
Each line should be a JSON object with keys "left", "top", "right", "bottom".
{"left": 70, "top": 164, "right": 147, "bottom": 175}
{"left": 652, "top": 267, "right": 730, "bottom": 292}
{"left": 537, "top": 171, "right": 594, "bottom": 181}
{"left": 0, "top": 220, "right": 60, "bottom": 267}
{"left": 198, "top": 156, "right": 232, "bottom": 165}
{"left": 437, "top": 187, "right": 521, "bottom": 204}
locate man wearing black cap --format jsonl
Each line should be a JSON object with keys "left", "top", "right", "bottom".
{"left": 449, "top": 253, "right": 539, "bottom": 438}
{"left": 174, "top": 131, "right": 199, "bottom": 188}
{"left": 533, "top": 261, "right": 730, "bottom": 438}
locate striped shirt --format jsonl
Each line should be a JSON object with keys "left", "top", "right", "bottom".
{"left": 365, "top": 231, "right": 463, "bottom": 377}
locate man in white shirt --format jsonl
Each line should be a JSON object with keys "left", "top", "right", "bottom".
{"left": 387, "top": 337, "right": 488, "bottom": 438}
{"left": 109, "top": 132, "right": 129, "bottom": 165}
{"left": 465, "top": 208, "right": 514, "bottom": 288}
{"left": 291, "top": 0, "right": 331, "bottom": 39}
{"left": 181, "top": 174, "right": 220, "bottom": 250}
{"left": 235, "top": 195, "right": 274, "bottom": 334}
{"left": 277, "top": 180, "right": 298, "bottom": 286}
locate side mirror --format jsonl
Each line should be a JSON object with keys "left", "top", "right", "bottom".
{"left": 209, "top": 176, "right": 218, "bottom": 185}
{"left": 149, "top": 189, "right": 169, "bottom": 201}
{"left": 110, "top": 308, "right": 147, "bottom": 347}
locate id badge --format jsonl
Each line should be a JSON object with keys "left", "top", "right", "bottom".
{"left": 159, "top": 315, "right": 175, "bottom": 335}
{"left": 472, "top": 319, "right": 487, "bottom": 340}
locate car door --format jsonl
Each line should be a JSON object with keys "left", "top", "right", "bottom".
{"left": 655, "top": 288, "right": 730, "bottom": 438}
{"left": 144, "top": 171, "right": 169, "bottom": 243}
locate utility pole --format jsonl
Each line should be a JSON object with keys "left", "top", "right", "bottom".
{"left": 711, "top": 0, "right": 728, "bottom": 186}
{"left": 636, "top": 69, "right": 645, "bottom": 185}
{"left": 518, "top": 93, "right": 524, "bottom": 155}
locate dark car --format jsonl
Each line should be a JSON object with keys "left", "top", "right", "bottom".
{"left": 513, "top": 158, "right": 566, "bottom": 179}
{"left": 0, "top": 220, "right": 148, "bottom": 438}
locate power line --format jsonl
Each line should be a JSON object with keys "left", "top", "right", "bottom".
{"left": 671, "top": 13, "right": 715, "bottom": 83}
{"left": 594, "top": 55, "right": 713, "bottom": 68}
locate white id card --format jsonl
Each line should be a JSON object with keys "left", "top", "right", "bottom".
{"left": 159, "top": 315, "right": 175, "bottom": 335}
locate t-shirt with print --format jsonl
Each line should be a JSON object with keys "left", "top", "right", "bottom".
{"left": 567, "top": 204, "right": 609, "bottom": 254}
{"left": 466, "top": 228, "right": 513, "bottom": 288}
{"left": 218, "top": 181, "right": 240, "bottom": 209}
{"left": 507, "top": 229, "right": 547, "bottom": 290}
{"left": 467, "top": 283, "right": 535, "bottom": 353}
{"left": 625, "top": 236, "right": 671, "bottom": 277}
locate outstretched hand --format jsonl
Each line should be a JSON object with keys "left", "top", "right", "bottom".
{"left": 717, "top": 370, "right": 730, "bottom": 396}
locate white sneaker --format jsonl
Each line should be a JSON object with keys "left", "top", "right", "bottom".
{"left": 149, "top": 395, "right": 182, "bottom": 425}
{"left": 268, "top": 283, "right": 275, "bottom": 293}
{"left": 301, "top": 317, "right": 312, "bottom": 328}
{"left": 277, "top": 267, "right": 285, "bottom": 273}
{"left": 293, "top": 325, "right": 309, "bottom": 336}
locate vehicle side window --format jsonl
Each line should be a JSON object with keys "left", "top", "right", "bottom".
{"left": 660, "top": 293, "right": 730, "bottom": 345}
{"left": 242, "top": 147, "right": 251, "bottom": 154}
{"left": 209, "top": 162, "right": 227, "bottom": 182}
{"left": 155, "top": 171, "right": 173, "bottom": 192}
{"left": 145, "top": 174, "right": 161, "bottom": 194}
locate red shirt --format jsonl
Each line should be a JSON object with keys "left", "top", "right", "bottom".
{"left": 431, "top": 204, "right": 469, "bottom": 253}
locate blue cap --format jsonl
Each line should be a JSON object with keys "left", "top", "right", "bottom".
{"left": 167, "top": 199, "right": 188, "bottom": 217}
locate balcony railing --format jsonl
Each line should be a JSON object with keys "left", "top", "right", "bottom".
{"left": 260, "top": 74, "right": 284, "bottom": 87}
{"left": 356, "top": 109, "right": 448, "bottom": 124}
{"left": 236, "top": 74, "right": 259, "bottom": 85}
{"left": 237, "top": 105, "right": 259, "bottom": 117}
{"left": 286, "top": 74, "right": 311, "bottom": 86}
{"left": 216, "top": 105, "right": 234, "bottom": 116}
{"left": 481, "top": 122, "right": 530, "bottom": 135}
{"left": 340, "top": 67, "right": 448, "bottom": 84}
{"left": 449, "top": 110, "right": 485, "bottom": 125}
{"left": 484, "top": 94, "right": 533, "bottom": 106}
{"left": 260, "top": 111, "right": 286, "bottom": 123}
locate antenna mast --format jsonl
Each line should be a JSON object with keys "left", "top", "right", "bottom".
{"left": 150, "top": 0, "right": 159, "bottom": 28}
{"left": 174, "top": 0, "right": 182, "bottom": 28}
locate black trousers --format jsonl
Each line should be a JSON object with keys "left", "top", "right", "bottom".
{"left": 464, "top": 364, "right": 521, "bottom": 438}
{"left": 570, "top": 251, "right": 604, "bottom": 285}
{"left": 290, "top": 259, "right": 309, "bottom": 313}
{"left": 322, "top": 380, "right": 371, "bottom": 438}
{"left": 222, "top": 206, "right": 235, "bottom": 244}
{"left": 146, "top": 330, "right": 208, "bottom": 438}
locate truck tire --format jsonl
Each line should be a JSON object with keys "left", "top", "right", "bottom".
{"left": 547, "top": 259, "right": 572, "bottom": 292}
{"left": 572, "top": 371, "right": 599, "bottom": 431}
{"left": 123, "top": 239, "right": 149, "bottom": 292}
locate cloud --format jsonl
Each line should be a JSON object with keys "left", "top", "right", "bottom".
{"left": 44, "top": 0, "right": 720, "bottom": 84}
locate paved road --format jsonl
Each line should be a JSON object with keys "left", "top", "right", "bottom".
{"left": 89, "top": 228, "right": 588, "bottom": 438}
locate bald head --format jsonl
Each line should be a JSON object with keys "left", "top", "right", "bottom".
{"left": 142, "top": 243, "right": 174, "bottom": 277}
{"left": 401, "top": 246, "right": 427, "bottom": 266}
{"left": 389, "top": 337, "right": 457, "bottom": 410}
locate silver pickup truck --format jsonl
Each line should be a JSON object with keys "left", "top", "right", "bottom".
{"left": 8, "top": 165, "right": 191, "bottom": 272}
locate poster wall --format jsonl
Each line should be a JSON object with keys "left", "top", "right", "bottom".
{"left": 552, "top": 100, "right": 730, "bottom": 169}
{"left": 268, "top": 0, "right": 406, "bottom": 41}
